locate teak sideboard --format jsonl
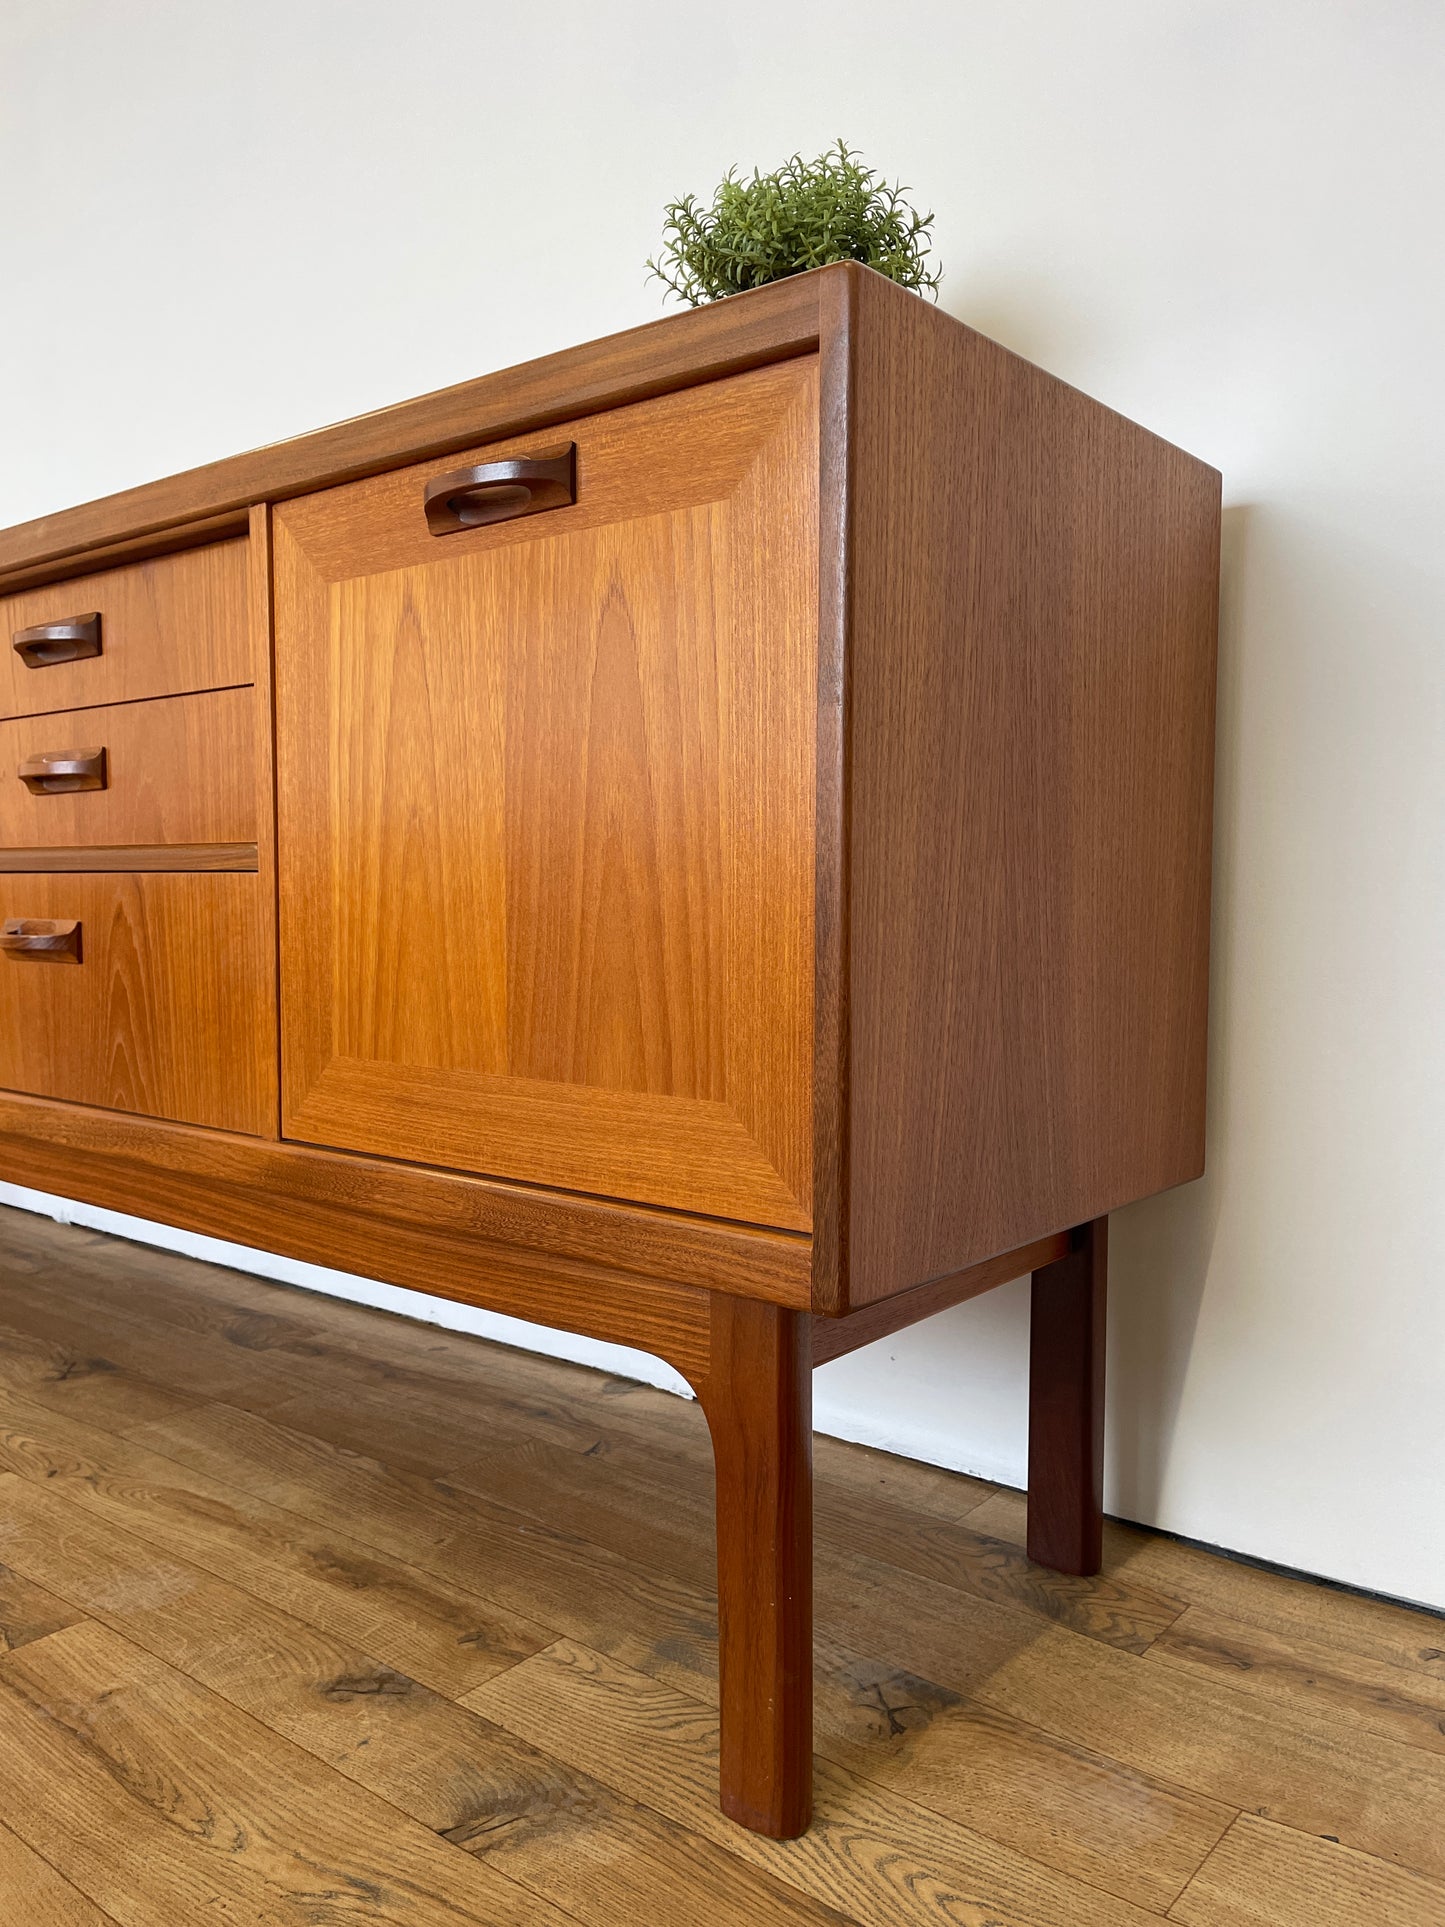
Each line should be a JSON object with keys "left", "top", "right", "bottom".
{"left": 0, "top": 263, "right": 1220, "bottom": 1838}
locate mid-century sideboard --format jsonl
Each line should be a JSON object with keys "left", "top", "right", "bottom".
{"left": 0, "top": 262, "right": 1220, "bottom": 1838}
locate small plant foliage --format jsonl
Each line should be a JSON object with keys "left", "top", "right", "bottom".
{"left": 648, "top": 140, "right": 941, "bottom": 307}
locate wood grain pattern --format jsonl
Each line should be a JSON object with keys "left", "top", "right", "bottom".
{"left": 0, "top": 1476, "right": 843, "bottom": 1927}
{"left": 0, "top": 843, "right": 258, "bottom": 872}
{"left": 0, "top": 1088, "right": 808, "bottom": 1313}
{"left": 0, "top": 1618, "right": 577, "bottom": 1925}
{"left": 0, "top": 510, "right": 249, "bottom": 598}
{"left": 2, "top": 1213, "right": 1443, "bottom": 1924}
{"left": 838, "top": 268, "right": 1220, "bottom": 1305}
{"left": 120, "top": 1392, "right": 730, "bottom": 1696}
{"left": 0, "top": 1557, "right": 87, "bottom": 1653}
{"left": 975, "top": 1621, "right": 1445, "bottom": 1884}
{"left": 122, "top": 1356, "right": 1242, "bottom": 1901}
{"left": 0, "top": 272, "right": 826, "bottom": 579}
{"left": 692, "top": 1295, "right": 814, "bottom": 1837}
{"left": 0, "top": 875, "right": 274, "bottom": 1134}
{"left": 0, "top": 1392, "right": 554, "bottom": 1700}
{"left": 1147, "top": 1604, "right": 1445, "bottom": 1756}
{"left": 1170, "top": 1814, "right": 1445, "bottom": 1926}
{"left": 809, "top": 1652, "right": 1231, "bottom": 1915}
{"left": 968, "top": 1488, "right": 1445, "bottom": 1685}
{"left": 275, "top": 359, "right": 817, "bottom": 1229}
{"left": 244, "top": 502, "right": 281, "bottom": 1140}
{"left": 133, "top": 1390, "right": 1228, "bottom": 1911}
{"left": 468, "top": 1640, "right": 1174, "bottom": 1927}
{"left": 0, "top": 1311, "right": 199, "bottom": 1434}
{"left": 0, "top": 1820, "right": 119, "bottom": 1926}
{"left": 0, "top": 687, "right": 255, "bottom": 851}
{"left": 0, "top": 540, "right": 251, "bottom": 721}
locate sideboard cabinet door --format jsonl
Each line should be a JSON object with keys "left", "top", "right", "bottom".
{"left": 274, "top": 359, "right": 817, "bottom": 1230}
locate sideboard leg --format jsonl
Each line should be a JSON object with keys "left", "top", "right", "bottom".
{"left": 1027, "top": 1217, "right": 1108, "bottom": 1576}
{"left": 695, "top": 1295, "right": 813, "bottom": 1839}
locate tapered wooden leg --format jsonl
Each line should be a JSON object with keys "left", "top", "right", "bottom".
{"left": 694, "top": 1294, "right": 813, "bottom": 1838}
{"left": 1027, "top": 1217, "right": 1107, "bottom": 1575}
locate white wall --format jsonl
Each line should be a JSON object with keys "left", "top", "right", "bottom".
{"left": 2, "top": 1, "right": 1442, "bottom": 1609}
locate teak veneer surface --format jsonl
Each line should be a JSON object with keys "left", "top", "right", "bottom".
{"left": 0, "top": 844, "right": 260, "bottom": 874}
{"left": 275, "top": 360, "right": 817, "bottom": 1232}
{"left": 0, "top": 687, "right": 256, "bottom": 852}
{"left": 0, "top": 876, "right": 275, "bottom": 1137}
{"left": 0, "top": 539, "right": 252, "bottom": 720}
{"left": 838, "top": 270, "right": 1219, "bottom": 1302}
{"left": 0, "top": 1089, "right": 808, "bottom": 1321}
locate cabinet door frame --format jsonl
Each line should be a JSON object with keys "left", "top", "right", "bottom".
{"left": 274, "top": 359, "right": 820, "bottom": 1232}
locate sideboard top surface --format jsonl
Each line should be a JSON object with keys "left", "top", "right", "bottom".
{"left": 0, "top": 262, "right": 1217, "bottom": 587}
{"left": 0, "top": 269, "right": 833, "bottom": 583}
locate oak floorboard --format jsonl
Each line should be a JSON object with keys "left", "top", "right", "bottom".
{"left": 969, "top": 1489, "right": 1445, "bottom": 1685}
{"left": 0, "top": 1389, "right": 556, "bottom": 1697}
{"left": 0, "top": 1618, "right": 576, "bottom": 1926}
{"left": 972, "top": 1620, "right": 1445, "bottom": 1882}
{"left": 3, "top": 1209, "right": 1443, "bottom": 1921}
{"left": 0, "top": 1313, "right": 201, "bottom": 1432}
{"left": 0, "top": 1817, "right": 122, "bottom": 1925}
{"left": 1147, "top": 1604, "right": 1445, "bottom": 1757}
{"left": 123, "top": 1398, "right": 734, "bottom": 1698}
{"left": 1168, "top": 1814, "right": 1445, "bottom": 1925}
{"left": 0, "top": 1251, "right": 326, "bottom": 1410}
{"left": 466, "top": 1637, "right": 1178, "bottom": 1927}
{"left": 0, "top": 1476, "right": 847, "bottom": 1927}
{"left": 129, "top": 1402, "right": 1231, "bottom": 1909}
{"left": 807, "top": 1644, "right": 1231, "bottom": 1912}
{"left": 449, "top": 1432, "right": 1185, "bottom": 1654}
{"left": 0, "top": 1553, "right": 88, "bottom": 1652}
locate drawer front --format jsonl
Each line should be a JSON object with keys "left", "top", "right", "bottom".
{"left": 275, "top": 358, "right": 818, "bottom": 1229}
{"left": 0, "top": 688, "right": 256, "bottom": 858}
{"left": 0, "top": 539, "right": 251, "bottom": 720}
{"left": 0, "top": 874, "right": 276, "bottom": 1135}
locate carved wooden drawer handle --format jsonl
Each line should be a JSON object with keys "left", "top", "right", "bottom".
{"left": 17, "top": 746, "right": 108, "bottom": 794}
{"left": 423, "top": 445, "right": 576, "bottom": 535}
{"left": 12, "top": 612, "right": 103, "bottom": 669}
{"left": 1, "top": 917, "right": 82, "bottom": 962}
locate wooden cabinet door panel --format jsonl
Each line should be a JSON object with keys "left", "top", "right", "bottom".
{"left": 274, "top": 360, "right": 818, "bottom": 1229}
{"left": 0, "top": 874, "right": 275, "bottom": 1135}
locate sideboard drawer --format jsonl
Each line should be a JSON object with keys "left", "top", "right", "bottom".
{"left": 0, "top": 539, "right": 251, "bottom": 721}
{"left": 0, "top": 874, "right": 275, "bottom": 1135}
{"left": 0, "top": 687, "right": 256, "bottom": 857}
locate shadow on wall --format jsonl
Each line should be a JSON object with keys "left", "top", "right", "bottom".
{"left": 1107, "top": 500, "right": 1249, "bottom": 1524}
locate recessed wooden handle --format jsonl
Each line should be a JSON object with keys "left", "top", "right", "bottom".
{"left": 12, "top": 612, "right": 103, "bottom": 669}
{"left": 1, "top": 917, "right": 82, "bottom": 962}
{"left": 17, "top": 746, "right": 108, "bottom": 794}
{"left": 423, "top": 445, "right": 576, "bottom": 535}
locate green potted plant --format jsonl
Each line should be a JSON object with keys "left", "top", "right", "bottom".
{"left": 648, "top": 139, "right": 941, "bottom": 306}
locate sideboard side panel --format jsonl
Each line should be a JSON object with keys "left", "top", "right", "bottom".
{"left": 845, "top": 273, "right": 1221, "bottom": 1307}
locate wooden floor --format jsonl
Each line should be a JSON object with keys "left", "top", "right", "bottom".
{"left": 0, "top": 1210, "right": 1442, "bottom": 1925}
